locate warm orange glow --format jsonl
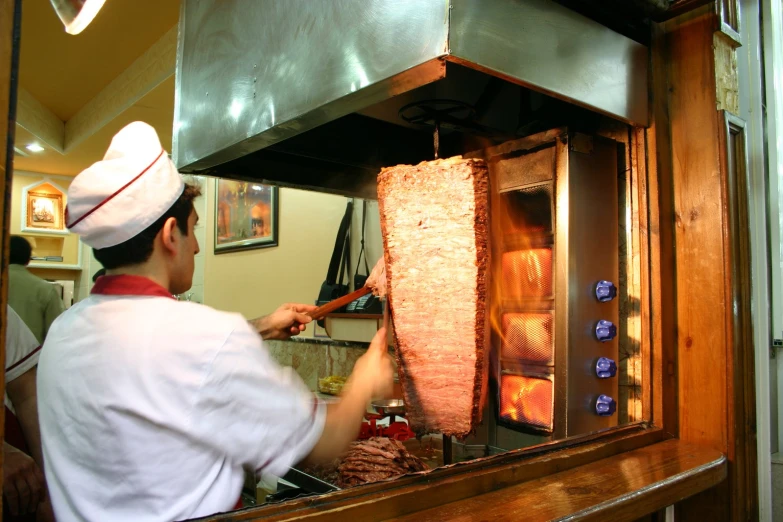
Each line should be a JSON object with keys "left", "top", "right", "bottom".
{"left": 501, "top": 313, "right": 553, "bottom": 363}
{"left": 488, "top": 172, "right": 555, "bottom": 361}
{"left": 501, "top": 249, "right": 553, "bottom": 299}
{"left": 500, "top": 375, "right": 553, "bottom": 429}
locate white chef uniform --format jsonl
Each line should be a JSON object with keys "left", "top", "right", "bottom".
{"left": 5, "top": 305, "right": 41, "bottom": 409}
{"left": 36, "top": 121, "right": 326, "bottom": 522}
{"left": 5, "top": 305, "right": 42, "bottom": 458}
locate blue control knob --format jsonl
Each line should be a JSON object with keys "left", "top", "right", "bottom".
{"left": 595, "top": 320, "right": 617, "bottom": 342}
{"left": 595, "top": 280, "right": 617, "bottom": 302}
{"left": 595, "top": 357, "right": 617, "bottom": 379}
{"left": 595, "top": 395, "right": 617, "bottom": 417}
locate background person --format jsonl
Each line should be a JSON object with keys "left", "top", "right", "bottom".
{"left": 8, "top": 236, "right": 65, "bottom": 343}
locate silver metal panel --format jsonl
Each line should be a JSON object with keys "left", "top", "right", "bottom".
{"left": 560, "top": 134, "right": 619, "bottom": 436}
{"left": 174, "top": 0, "right": 449, "bottom": 171}
{"left": 449, "top": 0, "right": 649, "bottom": 126}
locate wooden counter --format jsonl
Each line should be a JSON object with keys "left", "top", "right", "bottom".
{"left": 387, "top": 440, "right": 725, "bottom": 522}
{"left": 201, "top": 432, "right": 725, "bottom": 522}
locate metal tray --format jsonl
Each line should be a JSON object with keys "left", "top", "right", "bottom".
{"left": 372, "top": 399, "right": 405, "bottom": 415}
{"left": 283, "top": 467, "right": 340, "bottom": 494}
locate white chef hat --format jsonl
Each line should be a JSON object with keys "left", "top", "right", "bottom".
{"left": 66, "top": 121, "right": 185, "bottom": 249}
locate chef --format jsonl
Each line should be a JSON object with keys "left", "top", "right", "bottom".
{"left": 37, "top": 121, "right": 393, "bottom": 521}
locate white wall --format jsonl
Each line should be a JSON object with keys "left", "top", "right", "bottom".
{"left": 202, "top": 180, "right": 350, "bottom": 335}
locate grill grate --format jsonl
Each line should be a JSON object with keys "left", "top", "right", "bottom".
{"left": 499, "top": 374, "right": 554, "bottom": 431}
{"left": 501, "top": 312, "right": 554, "bottom": 364}
{"left": 502, "top": 248, "right": 553, "bottom": 299}
{"left": 501, "top": 183, "right": 554, "bottom": 234}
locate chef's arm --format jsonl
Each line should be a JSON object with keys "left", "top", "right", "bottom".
{"left": 6, "top": 367, "right": 44, "bottom": 470}
{"left": 303, "top": 328, "right": 394, "bottom": 464}
{"left": 250, "top": 303, "right": 318, "bottom": 340}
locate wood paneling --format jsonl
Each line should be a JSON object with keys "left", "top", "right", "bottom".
{"left": 658, "top": 8, "right": 758, "bottom": 520}
{"left": 667, "top": 10, "right": 732, "bottom": 521}
{"left": 668, "top": 10, "right": 728, "bottom": 457}
{"left": 649, "top": 23, "right": 679, "bottom": 438}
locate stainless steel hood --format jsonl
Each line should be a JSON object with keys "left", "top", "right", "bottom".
{"left": 173, "top": 0, "right": 648, "bottom": 198}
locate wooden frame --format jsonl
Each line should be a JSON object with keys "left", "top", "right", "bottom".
{"left": 20, "top": 178, "right": 68, "bottom": 235}
{"left": 25, "top": 190, "right": 63, "bottom": 231}
{"left": 716, "top": 0, "right": 742, "bottom": 46}
{"left": 719, "top": 112, "right": 759, "bottom": 520}
{"left": 202, "top": 62, "right": 672, "bottom": 522}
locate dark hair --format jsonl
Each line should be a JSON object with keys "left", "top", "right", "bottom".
{"left": 93, "top": 183, "right": 201, "bottom": 270}
{"left": 92, "top": 268, "right": 106, "bottom": 283}
{"left": 9, "top": 236, "right": 32, "bottom": 265}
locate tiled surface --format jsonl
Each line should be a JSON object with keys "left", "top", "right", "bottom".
{"left": 773, "top": 462, "right": 783, "bottom": 521}
{"left": 265, "top": 340, "right": 365, "bottom": 391}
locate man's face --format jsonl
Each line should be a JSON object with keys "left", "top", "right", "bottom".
{"left": 170, "top": 208, "right": 200, "bottom": 295}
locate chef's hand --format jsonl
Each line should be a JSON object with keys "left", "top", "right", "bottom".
{"left": 347, "top": 327, "right": 394, "bottom": 400}
{"left": 3, "top": 442, "right": 45, "bottom": 516}
{"left": 252, "top": 303, "right": 318, "bottom": 340}
{"left": 304, "top": 328, "right": 395, "bottom": 464}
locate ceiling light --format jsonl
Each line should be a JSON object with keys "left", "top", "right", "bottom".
{"left": 25, "top": 143, "right": 45, "bottom": 153}
{"left": 50, "top": 0, "right": 107, "bottom": 35}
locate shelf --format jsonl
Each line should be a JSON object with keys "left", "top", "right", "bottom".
{"left": 28, "top": 263, "right": 82, "bottom": 271}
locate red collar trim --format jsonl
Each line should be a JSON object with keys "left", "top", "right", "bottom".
{"left": 91, "top": 275, "right": 174, "bottom": 299}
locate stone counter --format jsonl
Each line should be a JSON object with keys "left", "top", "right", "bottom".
{"left": 265, "top": 338, "right": 367, "bottom": 391}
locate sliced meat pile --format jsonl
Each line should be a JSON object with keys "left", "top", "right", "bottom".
{"left": 337, "top": 437, "right": 427, "bottom": 488}
{"left": 300, "top": 458, "right": 341, "bottom": 486}
{"left": 377, "top": 157, "right": 490, "bottom": 439}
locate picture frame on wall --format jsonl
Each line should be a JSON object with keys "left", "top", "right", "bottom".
{"left": 214, "top": 179, "right": 279, "bottom": 254}
{"left": 25, "top": 190, "right": 64, "bottom": 232}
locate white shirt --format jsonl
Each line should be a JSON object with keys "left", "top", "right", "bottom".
{"left": 37, "top": 276, "right": 326, "bottom": 522}
{"left": 5, "top": 305, "right": 41, "bottom": 411}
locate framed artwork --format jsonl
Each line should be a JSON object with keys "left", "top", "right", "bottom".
{"left": 25, "top": 190, "right": 64, "bottom": 232}
{"left": 214, "top": 179, "right": 279, "bottom": 253}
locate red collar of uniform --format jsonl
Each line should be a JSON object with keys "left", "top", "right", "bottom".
{"left": 91, "top": 275, "right": 174, "bottom": 299}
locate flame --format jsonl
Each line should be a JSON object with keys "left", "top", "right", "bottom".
{"left": 488, "top": 167, "right": 554, "bottom": 357}
{"left": 501, "top": 249, "right": 553, "bottom": 299}
{"left": 500, "top": 375, "right": 553, "bottom": 428}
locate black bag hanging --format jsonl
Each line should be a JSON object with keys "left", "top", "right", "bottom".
{"left": 346, "top": 200, "right": 383, "bottom": 315}
{"left": 353, "top": 200, "right": 370, "bottom": 289}
{"left": 316, "top": 201, "right": 353, "bottom": 326}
